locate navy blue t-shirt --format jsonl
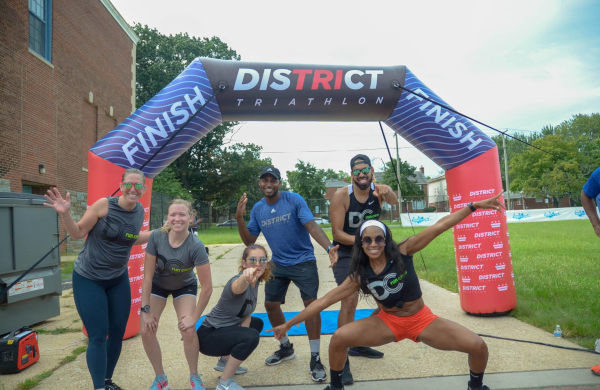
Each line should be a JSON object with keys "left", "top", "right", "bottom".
{"left": 583, "top": 167, "right": 600, "bottom": 213}
{"left": 247, "top": 191, "right": 315, "bottom": 266}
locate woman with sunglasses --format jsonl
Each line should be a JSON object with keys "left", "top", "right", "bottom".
{"left": 44, "top": 168, "right": 152, "bottom": 390}
{"left": 140, "top": 199, "right": 212, "bottom": 390}
{"left": 269, "top": 192, "right": 505, "bottom": 390}
{"left": 197, "top": 245, "right": 272, "bottom": 390}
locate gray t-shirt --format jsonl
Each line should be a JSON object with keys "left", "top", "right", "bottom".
{"left": 146, "top": 229, "right": 209, "bottom": 290}
{"left": 74, "top": 197, "right": 144, "bottom": 281}
{"left": 202, "top": 273, "right": 259, "bottom": 329}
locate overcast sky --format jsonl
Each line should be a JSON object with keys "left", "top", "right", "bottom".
{"left": 110, "top": 0, "right": 600, "bottom": 179}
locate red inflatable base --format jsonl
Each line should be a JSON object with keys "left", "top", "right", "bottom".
{"left": 445, "top": 147, "right": 517, "bottom": 315}
{"left": 84, "top": 152, "right": 153, "bottom": 339}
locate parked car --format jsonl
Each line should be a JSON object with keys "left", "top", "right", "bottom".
{"left": 313, "top": 218, "right": 330, "bottom": 225}
{"left": 216, "top": 219, "right": 238, "bottom": 227}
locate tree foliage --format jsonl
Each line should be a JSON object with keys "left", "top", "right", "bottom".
{"left": 151, "top": 166, "right": 192, "bottom": 200}
{"left": 286, "top": 160, "right": 327, "bottom": 199}
{"left": 381, "top": 158, "right": 425, "bottom": 197}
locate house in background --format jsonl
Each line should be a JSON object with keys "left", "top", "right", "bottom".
{"left": 428, "top": 173, "right": 448, "bottom": 211}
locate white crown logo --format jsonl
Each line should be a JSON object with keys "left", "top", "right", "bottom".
{"left": 462, "top": 277, "right": 471, "bottom": 283}
{"left": 491, "top": 221, "right": 501, "bottom": 228}
{"left": 497, "top": 284, "right": 508, "bottom": 291}
{"left": 453, "top": 194, "right": 462, "bottom": 201}
{"left": 495, "top": 263, "right": 506, "bottom": 270}
{"left": 458, "top": 235, "right": 467, "bottom": 242}
{"left": 460, "top": 256, "right": 469, "bottom": 263}
{"left": 493, "top": 242, "right": 504, "bottom": 249}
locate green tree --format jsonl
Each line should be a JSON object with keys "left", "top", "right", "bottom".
{"left": 151, "top": 166, "right": 192, "bottom": 200}
{"left": 381, "top": 158, "right": 424, "bottom": 197}
{"left": 509, "top": 135, "right": 585, "bottom": 206}
{"left": 286, "top": 160, "right": 327, "bottom": 199}
{"left": 323, "top": 169, "right": 350, "bottom": 182}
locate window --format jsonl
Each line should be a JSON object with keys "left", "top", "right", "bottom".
{"left": 412, "top": 200, "right": 425, "bottom": 209}
{"left": 535, "top": 198, "right": 543, "bottom": 202}
{"left": 23, "top": 185, "right": 33, "bottom": 194}
{"left": 29, "top": 0, "right": 52, "bottom": 61}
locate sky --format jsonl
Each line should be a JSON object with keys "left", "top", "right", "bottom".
{"left": 110, "top": 0, "right": 600, "bottom": 179}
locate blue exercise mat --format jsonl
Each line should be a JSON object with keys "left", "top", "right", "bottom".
{"left": 195, "top": 309, "right": 376, "bottom": 337}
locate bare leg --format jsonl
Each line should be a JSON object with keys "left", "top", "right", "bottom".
{"left": 303, "top": 298, "right": 321, "bottom": 341}
{"left": 265, "top": 301, "right": 286, "bottom": 327}
{"left": 221, "top": 356, "right": 244, "bottom": 381}
{"left": 337, "top": 292, "right": 359, "bottom": 328}
{"left": 140, "top": 296, "right": 168, "bottom": 375}
{"left": 417, "top": 318, "right": 489, "bottom": 373}
{"left": 173, "top": 295, "right": 200, "bottom": 375}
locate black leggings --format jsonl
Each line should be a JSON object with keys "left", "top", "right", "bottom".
{"left": 197, "top": 317, "right": 263, "bottom": 361}
{"left": 72, "top": 270, "right": 130, "bottom": 389}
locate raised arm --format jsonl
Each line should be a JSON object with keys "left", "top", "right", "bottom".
{"left": 400, "top": 192, "right": 505, "bottom": 256}
{"left": 44, "top": 188, "right": 108, "bottom": 240}
{"left": 581, "top": 189, "right": 600, "bottom": 238}
{"left": 267, "top": 277, "right": 360, "bottom": 339}
{"left": 235, "top": 193, "right": 258, "bottom": 246}
{"left": 374, "top": 184, "right": 398, "bottom": 206}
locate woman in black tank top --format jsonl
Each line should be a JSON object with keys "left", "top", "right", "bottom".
{"left": 269, "top": 192, "right": 505, "bottom": 390}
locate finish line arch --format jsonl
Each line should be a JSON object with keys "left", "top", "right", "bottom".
{"left": 88, "top": 58, "right": 516, "bottom": 338}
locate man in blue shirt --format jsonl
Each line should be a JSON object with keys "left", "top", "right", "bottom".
{"left": 581, "top": 167, "right": 600, "bottom": 376}
{"left": 236, "top": 166, "right": 338, "bottom": 383}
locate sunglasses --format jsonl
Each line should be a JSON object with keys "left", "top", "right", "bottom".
{"left": 362, "top": 235, "right": 385, "bottom": 246}
{"left": 352, "top": 167, "right": 371, "bottom": 176}
{"left": 121, "top": 182, "right": 144, "bottom": 190}
{"left": 246, "top": 256, "right": 268, "bottom": 265}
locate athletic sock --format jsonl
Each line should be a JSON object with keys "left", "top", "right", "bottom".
{"left": 279, "top": 335, "right": 291, "bottom": 348}
{"left": 309, "top": 339, "right": 321, "bottom": 354}
{"left": 468, "top": 370, "right": 484, "bottom": 388}
{"left": 330, "top": 368, "right": 344, "bottom": 389}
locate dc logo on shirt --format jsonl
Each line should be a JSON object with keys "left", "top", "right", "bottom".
{"left": 366, "top": 273, "right": 404, "bottom": 300}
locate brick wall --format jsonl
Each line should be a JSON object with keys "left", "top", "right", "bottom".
{"left": 64, "top": 189, "right": 87, "bottom": 253}
{"left": 0, "top": 0, "right": 136, "bottom": 252}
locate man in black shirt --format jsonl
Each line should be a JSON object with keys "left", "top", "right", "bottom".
{"left": 329, "top": 154, "right": 398, "bottom": 384}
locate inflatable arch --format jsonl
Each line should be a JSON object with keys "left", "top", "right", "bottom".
{"left": 88, "top": 58, "right": 516, "bottom": 338}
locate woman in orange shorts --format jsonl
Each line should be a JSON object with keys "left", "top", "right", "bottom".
{"left": 269, "top": 192, "right": 505, "bottom": 390}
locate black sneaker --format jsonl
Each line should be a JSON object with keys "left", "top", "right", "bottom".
{"left": 105, "top": 380, "right": 125, "bottom": 390}
{"left": 468, "top": 385, "right": 490, "bottom": 390}
{"left": 342, "top": 359, "right": 353, "bottom": 385}
{"left": 323, "top": 385, "right": 344, "bottom": 390}
{"left": 309, "top": 353, "right": 327, "bottom": 382}
{"left": 265, "top": 343, "right": 296, "bottom": 365}
{"left": 348, "top": 346, "right": 384, "bottom": 359}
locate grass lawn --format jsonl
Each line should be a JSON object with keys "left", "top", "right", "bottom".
{"left": 324, "top": 220, "right": 599, "bottom": 350}
{"left": 59, "top": 261, "right": 74, "bottom": 280}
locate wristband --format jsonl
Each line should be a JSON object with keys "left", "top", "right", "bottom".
{"left": 467, "top": 202, "right": 476, "bottom": 212}
{"left": 326, "top": 244, "right": 335, "bottom": 254}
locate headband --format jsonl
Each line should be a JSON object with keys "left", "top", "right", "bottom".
{"left": 359, "top": 220, "right": 387, "bottom": 237}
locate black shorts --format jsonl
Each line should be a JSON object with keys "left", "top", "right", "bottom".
{"left": 264, "top": 260, "right": 319, "bottom": 304}
{"left": 151, "top": 283, "right": 197, "bottom": 299}
{"left": 332, "top": 248, "right": 352, "bottom": 286}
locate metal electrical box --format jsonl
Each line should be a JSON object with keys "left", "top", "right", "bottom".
{"left": 0, "top": 193, "right": 62, "bottom": 335}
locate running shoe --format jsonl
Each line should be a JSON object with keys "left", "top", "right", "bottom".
{"left": 323, "top": 385, "right": 344, "bottom": 390}
{"left": 216, "top": 377, "right": 245, "bottom": 390}
{"left": 265, "top": 343, "right": 296, "bottom": 365}
{"left": 595, "top": 337, "right": 600, "bottom": 353}
{"left": 348, "top": 346, "right": 384, "bottom": 359}
{"left": 105, "top": 379, "right": 125, "bottom": 390}
{"left": 592, "top": 363, "right": 600, "bottom": 376}
{"left": 309, "top": 353, "right": 327, "bottom": 382}
{"left": 467, "top": 385, "right": 490, "bottom": 390}
{"left": 148, "top": 374, "right": 169, "bottom": 390}
{"left": 214, "top": 357, "right": 248, "bottom": 374}
{"left": 342, "top": 358, "right": 353, "bottom": 385}
{"left": 190, "top": 374, "right": 205, "bottom": 390}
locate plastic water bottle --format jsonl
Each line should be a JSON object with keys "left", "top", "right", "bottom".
{"left": 553, "top": 325, "right": 562, "bottom": 338}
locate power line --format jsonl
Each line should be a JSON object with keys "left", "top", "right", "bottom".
{"left": 260, "top": 146, "right": 416, "bottom": 154}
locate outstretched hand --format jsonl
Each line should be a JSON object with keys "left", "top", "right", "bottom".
{"left": 242, "top": 267, "right": 259, "bottom": 284}
{"left": 373, "top": 184, "right": 389, "bottom": 199}
{"left": 43, "top": 187, "right": 71, "bottom": 216}
{"left": 265, "top": 323, "right": 291, "bottom": 340}
{"left": 236, "top": 193, "right": 248, "bottom": 219}
{"left": 328, "top": 244, "right": 340, "bottom": 268}
{"left": 474, "top": 191, "right": 506, "bottom": 212}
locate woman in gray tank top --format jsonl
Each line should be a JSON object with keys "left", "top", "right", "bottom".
{"left": 44, "top": 168, "right": 152, "bottom": 390}
{"left": 140, "top": 199, "right": 212, "bottom": 390}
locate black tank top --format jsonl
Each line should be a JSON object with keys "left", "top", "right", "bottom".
{"left": 360, "top": 253, "right": 422, "bottom": 308}
{"left": 333, "top": 183, "right": 381, "bottom": 252}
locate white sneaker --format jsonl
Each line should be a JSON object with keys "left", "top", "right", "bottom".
{"left": 216, "top": 377, "right": 245, "bottom": 390}
{"left": 214, "top": 357, "right": 248, "bottom": 374}
{"left": 595, "top": 337, "right": 600, "bottom": 353}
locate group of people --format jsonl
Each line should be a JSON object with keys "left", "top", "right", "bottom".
{"left": 44, "top": 156, "right": 600, "bottom": 390}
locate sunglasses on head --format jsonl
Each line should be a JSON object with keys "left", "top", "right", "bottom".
{"left": 352, "top": 167, "right": 371, "bottom": 176}
{"left": 246, "top": 256, "right": 268, "bottom": 265}
{"left": 121, "top": 182, "right": 144, "bottom": 190}
{"left": 362, "top": 235, "right": 385, "bottom": 246}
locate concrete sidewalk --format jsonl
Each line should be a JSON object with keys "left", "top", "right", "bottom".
{"left": 2, "top": 238, "right": 599, "bottom": 390}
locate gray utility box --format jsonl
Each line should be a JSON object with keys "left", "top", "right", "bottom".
{"left": 0, "top": 193, "right": 62, "bottom": 335}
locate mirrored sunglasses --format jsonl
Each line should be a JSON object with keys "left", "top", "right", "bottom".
{"left": 121, "top": 182, "right": 144, "bottom": 190}
{"left": 246, "top": 256, "right": 268, "bottom": 265}
{"left": 352, "top": 167, "right": 371, "bottom": 176}
{"left": 362, "top": 235, "right": 385, "bottom": 246}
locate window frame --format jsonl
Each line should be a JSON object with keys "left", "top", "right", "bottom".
{"left": 28, "top": 0, "right": 52, "bottom": 62}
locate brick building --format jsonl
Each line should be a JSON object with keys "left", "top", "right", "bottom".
{"left": 0, "top": 0, "right": 138, "bottom": 252}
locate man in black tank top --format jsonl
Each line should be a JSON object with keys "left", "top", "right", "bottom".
{"left": 329, "top": 154, "right": 398, "bottom": 382}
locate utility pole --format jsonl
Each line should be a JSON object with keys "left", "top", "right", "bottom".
{"left": 395, "top": 132, "right": 403, "bottom": 217}
{"left": 502, "top": 132, "right": 511, "bottom": 210}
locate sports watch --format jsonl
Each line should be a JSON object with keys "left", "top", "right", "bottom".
{"left": 141, "top": 305, "right": 150, "bottom": 313}
{"left": 326, "top": 244, "right": 336, "bottom": 254}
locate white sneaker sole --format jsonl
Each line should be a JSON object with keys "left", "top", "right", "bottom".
{"left": 213, "top": 365, "right": 248, "bottom": 375}
{"left": 265, "top": 352, "right": 296, "bottom": 366}
{"left": 309, "top": 369, "right": 327, "bottom": 382}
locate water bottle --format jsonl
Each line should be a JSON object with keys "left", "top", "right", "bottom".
{"left": 553, "top": 325, "right": 562, "bottom": 338}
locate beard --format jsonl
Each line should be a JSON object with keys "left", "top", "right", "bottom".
{"left": 353, "top": 177, "right": 371, "bottom": 190}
